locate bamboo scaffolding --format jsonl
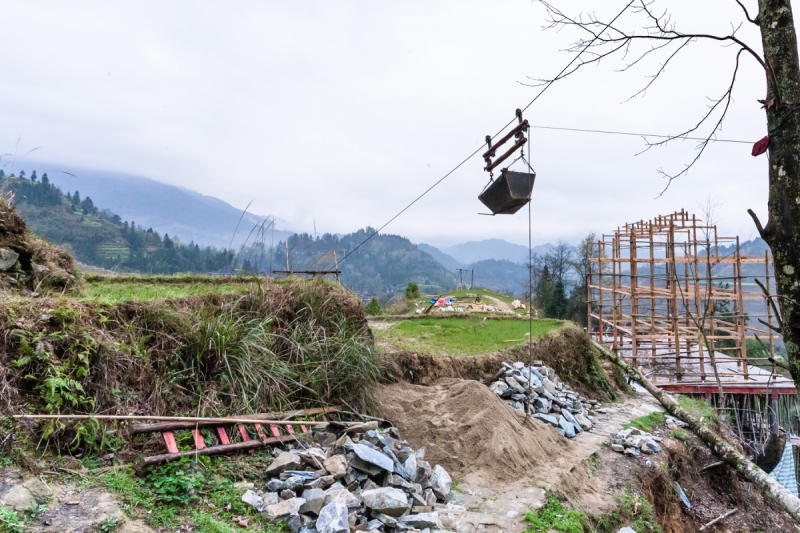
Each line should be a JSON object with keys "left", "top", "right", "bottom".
{"left": 587, "top": 210, "right": 791, "bottom": 391}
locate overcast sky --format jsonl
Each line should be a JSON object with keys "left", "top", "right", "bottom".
{"left": 0, "top": 0, "right": 776, "bottom": 246}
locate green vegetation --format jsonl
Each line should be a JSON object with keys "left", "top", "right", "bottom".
{"left": 377, "top": 316, "right": 563, "bottom": 355}
{"left": 523, "top": 487, "right": 662, "bottom": 533}
{"left": 523, "top": 493, "right": 587, "bottom": 533}
{"left": 676, "top": 396, "right": 718, "bottom": 425}
{"left": 670, "top": 429, "right": 690, "bottom": 443}
{"left": 97, "top": 457, "right": 288, "bottom": 532}
{"left": 405, "top": 281, "right": 420, "bottom": 299}
{"left": 624, "top": 412, "right": 666, "bottom": 433}
{"left": 84, "top": 279, "right": 251, "bottom": 302}
{"left": 2, "top": 174, "right": 235, "bottom": 274}
{"left": 365, "top": 297, "right": 383, "bottom": 316}
{"left": 0, "top": 507, "right": 24, "bottom": 533}
{"left": 1, "top": 280, "right": 379, "bottom": 451}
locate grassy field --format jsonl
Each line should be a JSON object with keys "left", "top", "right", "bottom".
{"left": 84, "top": 280, "right": 253, "bottom": 302}
{"left": 374, "top": 316, "right": 564, "bottom": 355}
{"left": 403, "top": 288, "right": 528, "bottom": 316}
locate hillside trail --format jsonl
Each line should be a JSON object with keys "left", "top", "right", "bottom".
{"left": 482, "top": 295, "right": 514, "bottom": 314}
{"left": 376, "top": 378, "right": 663, "bottom": 533}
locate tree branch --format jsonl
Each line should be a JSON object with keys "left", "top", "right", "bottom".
{"left": 734, "top": 0, "right": 758, "bottom": 25}
{"left": 747, "top": 208, "right": 767, "bottom": 239}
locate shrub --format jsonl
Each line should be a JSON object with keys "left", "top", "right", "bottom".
{"left": 365, "top": 297, "right": 382, "bottom": 316}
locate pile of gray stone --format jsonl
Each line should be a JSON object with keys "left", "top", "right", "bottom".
{"left": 241, "top": 423, "right": 451, "bottom": 533}
{"left": 488, "top": 361, "right": 600, "bottom": 438}
{"left": 610, "top": 427, "right": 662, "bottom": 456}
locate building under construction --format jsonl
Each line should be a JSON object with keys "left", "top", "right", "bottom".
{"left": 587, "top": 210, "right": 793, "bottom": 396}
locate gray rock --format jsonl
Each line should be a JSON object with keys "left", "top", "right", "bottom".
{"left": 281, "top": 489, "right": 297, "bottom": 500}
{"left": 361, "top": 487, "right": 410, "bottom": 517}
{"left": 323, "top": 482, "right": 362, "bottom": 508}
{"left": 300, "top": 488, "right": 327, "bottom": 515}
{"left": 534, "top": 413, "right": 559, "bottom": 427}
{"left": 611, "top": 444, "right": 625, "bottom": 453}
{"left": 389, "top": 473, "right": 417, "bottom": 493}
{"left": 267, "top": 452, "right": 304, "bottom": 475}
{"left": 558, "top": 416, "right": 576, "bottom": 438}
{"left": 264, "top": 492, "right": 280, "bottom": 506}
{"left": 398, "top": 513, "right": 443, "bottom": 529}
{"left": 0, "top": 484, "right": 33, "bottom": 511}
{"left": 283, "top": 476, "right": 306, "bottom": 492}
{"left": 489, "top": 381, "right": 509, "bottom": 395}
{"left": 542, "top": 377, "right": 558, "bottom": 395}
{"left": 373, "top": 512, "right": 398, "bottom": 527}
{"left": 643, "top": 440, "right": 662, "bottom": 454}
{"left": 351, "top": 443, "right": 394, "bottom": 472}
{"left": 0, "top": 248, "right": 19, "bottom": 271}
{"left": 288, "top": 513, "right": 314, "bottom": 533}
{"left": 366, "top": 519, "right": 384, "bottom": 531}
{"left": 267, "top": 479, "right": 284, "bottom": 492}
{"left": 403, "top": 453, "right": 417, "bottom": 480}
{"left": 624, "top": 447, "right": 641, "bottom": 457}
{"left": 241, "top": 489, "right": 265, "bottom": 512}
{"left": 673, "top": 482, "right": 691, "bottom": 509}
{"left": 429, "top": 465, "right": 451, "bottom": 500}
{"left": 262, "top": 497, "right": 306, "bottom": 522}
{"left": 617, "top": 528, "right": 636, "bottom": 533}
{"left": 323, "top": 455, "right": 348, "bottom": 479}
{"left": 316, "top": 499, "right": 350, "bottom": 533}
{"left": 302, "top": 447, "right": 329, "bottom": 467}
{"left": 423, "top": 488, "right": 436, "bottom": 506}
{"left": 533, "top": 397, "right": 549, "bottom": 411}
{"left": 415, "top": 460, "right": 432, "bottom": 485}
{"left": 350, "top": 455, "right": 383, "bottom": 476}
{"left": 306, "top": 475, "right": 335, "bottom": 490}
{"left": 573, "top": 413, "right": 593, "bottom": 431}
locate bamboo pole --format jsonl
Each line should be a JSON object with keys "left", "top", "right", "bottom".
{"left": 12, "top": 414, "right": 333, "bottom": 426}
{"left": 593, "top": 341, "right": 800, "bottom": 523}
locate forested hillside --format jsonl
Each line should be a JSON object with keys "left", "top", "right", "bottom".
{"left": 0, "top": 172, "right": 233, "bottom": 273}
{"left": 243, "top": 229, "right": 457, "bottom": 296}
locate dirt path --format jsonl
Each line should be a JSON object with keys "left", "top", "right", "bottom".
{"left": 377, "top": 378, "right": 664, "bottom": 533}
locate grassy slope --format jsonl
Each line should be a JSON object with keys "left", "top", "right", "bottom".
{"left": 84, "top": 279, "right": 252, "bottom": 302}
{"left": 375, "top": 316, "right": 564, "bottom": 355}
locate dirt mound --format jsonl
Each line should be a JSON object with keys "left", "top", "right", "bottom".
{"left": 375, "top": 378, "right": 600, "bottom": 495}
{"left": 0, "top": 194, "right": 77, "bottom": 292}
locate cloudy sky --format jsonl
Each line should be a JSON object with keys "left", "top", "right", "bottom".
{"left": 0, "top": 0, "right": 774, "bottom": 246}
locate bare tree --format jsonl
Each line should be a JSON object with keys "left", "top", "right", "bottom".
{"left": 537, "top": 0, "right": 800, "bottom": 390}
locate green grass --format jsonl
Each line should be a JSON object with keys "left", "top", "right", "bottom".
{"left": 669, "top": 429, "right": 689, "bottom": 443}
{"left": 623, "top": 411, "right": 666, "bottom": 432}
{"left": 523, "top": 493, "right": 588, "bottom": 533}
{"left": 84, "top": 281, "right": 252, "bottom": 302}
{"left": 676, "top": 396, "right": 718, "bottom": 425}
{"left": 377, "top": 316, "right": 563, "bottom": 355}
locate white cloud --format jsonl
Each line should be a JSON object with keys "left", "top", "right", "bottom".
{"left": 0, "top": 0, "right": 773, "bottom": 245}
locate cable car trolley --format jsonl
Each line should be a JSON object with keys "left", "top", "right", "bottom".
{"left": 478, "top": 109, "right": 536, "bottom": 215}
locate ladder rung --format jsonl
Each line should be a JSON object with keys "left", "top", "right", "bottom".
{"left": 216, "top": 427, "right": 231, "bottom": 445}
{"left": 238, "top": 424, "right": 250, "bottom": 442}
{"left": 192, "top": 429, "right": 206, "bottom": 450}
{"left": 162, "top": 431, "right": 179, "bottom": 454}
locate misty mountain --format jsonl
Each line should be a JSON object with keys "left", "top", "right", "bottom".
{"left": 416, "top": 243, "right": 463, "bottom": 270}
{"left": 470, "top": 259, "right": 528, "bottom": 295}
{"left": 28, "top": 164, "right": 293, "bottom": 249}
{"left": 438, "top": 238, "right": 554, "bottom": 265}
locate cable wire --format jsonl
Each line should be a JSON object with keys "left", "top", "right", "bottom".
{"left": 337, "top": 0, "right": 637, "bottom": 265}
{"left": 528, "top": 124, "right": 754, "bottom": 144}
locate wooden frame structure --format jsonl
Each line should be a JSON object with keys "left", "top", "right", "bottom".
{"left": 587, "top": 210, "right": 793, "bottom": 393}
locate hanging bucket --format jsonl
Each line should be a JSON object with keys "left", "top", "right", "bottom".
{"left": 478, "top": 169, "right": 536, "bottom": 215}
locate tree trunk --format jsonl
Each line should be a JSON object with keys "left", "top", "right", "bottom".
{"left": 593, "top": 341, "right": 800, "bottom": 522}
{"left": 757, "top": 0, "right": 800, "bottom": 383}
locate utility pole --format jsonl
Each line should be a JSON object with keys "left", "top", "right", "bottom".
{"left": 470, "top": 268, "right": 474, "bottom": 289}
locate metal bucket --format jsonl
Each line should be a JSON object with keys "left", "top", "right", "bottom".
{"left": 478, "top": 169, "right": 536, "bottom": 215}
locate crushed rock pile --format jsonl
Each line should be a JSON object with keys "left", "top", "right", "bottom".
{"left": 489, "top": 361, "right": 602, "bottom": 438}
{"left": 610, "top": 428, "right": 662, "bottom": 456}
{"left": 241, "top": 422, "right": 453, "bottom": 533}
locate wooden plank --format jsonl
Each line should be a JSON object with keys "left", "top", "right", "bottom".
{"left": 216, "top": 427, "right": 231, "bottom": 445}
{"left": 143, "top": 434, "right": 296, "bottom": 466}
{"left": 238, "top": 425, "right": 250, "bottom": 441}
{"left": 269, "top": 424, "right": 281, "bottom": 437}
{"left": 254, "top": 424, "right": 268, "bottom": 441}
{"left": 192, "top": 429, "right": 206, "bottom": 450}
{"left": 162, "top": 431, "right": 179, "bottom": 454}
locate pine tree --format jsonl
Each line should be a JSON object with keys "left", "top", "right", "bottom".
{"left": 30, "top": 170, "right": 37, "bottom": 182}
{"left": 19, "top": 170, "right": 25, "bottom": 179}
{"left": 41, "top": 173, "right": 48, "bottom": 185}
